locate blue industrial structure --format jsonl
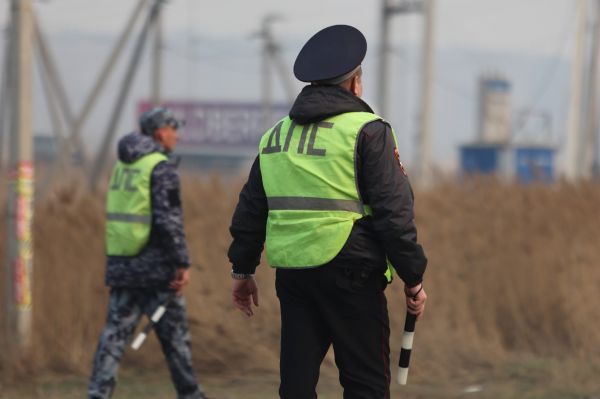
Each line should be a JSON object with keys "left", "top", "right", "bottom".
{"left": 514, "top": 146, "right": 555, "bottom": 184}
{"left": 461, "top": 74, "right": 556, "bottom": 184}
{"left": 459, "top": 143, "right": 555, "bottom": 184}
{"left": 460, "top": 144, "right": 503, "bottom": 175}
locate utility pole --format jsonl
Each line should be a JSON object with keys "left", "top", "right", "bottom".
{"left": 151, "top": 8, "right": 162, "bottom": 106}
{"left": 569, "top": 0, "right": 600, "bottom": 179}
{"left": 71, "top": 0, "right": 148, "bottom": 172}
{"left": 416, "top": 0, "right": 436, "bottom": 186}
{"left": 89, "top": 0, "right": 164, "bottom": 190}
{"left": 580, "top": 0, "right": 600, "bottom": 178}
{"left": 256, "top": 15, "right": 295, "bottom": 131}
{"left": 591, "top": 0, "right": 600, "bottom": 177}
{"left": 259, "top": 15, "right": 278, "bottom": 131}
{"left": 377, "top": 0, "right": 391, "bottom": 117}
{"left": 0, "top": 17, "right": 14, "bottom": 173}
{"left": 377, "top": 0, "right": 422, "bottom": 118}
{"left": 33, "top": 15, "right": 85, "bottom": 170}
{"left": 5, "top": 0, "right": 34, "bottom": 357}
{"left": 35, "top": 25, "right": 74, "bottom": 195}
{"left": 565, "top": 0, "right": 586, "bottom": 180}
{"left": 377, "top": 0, "right": 436, "bottom": 186}
{"left": 576, "top": 0, "right": 600, "bottom": 178}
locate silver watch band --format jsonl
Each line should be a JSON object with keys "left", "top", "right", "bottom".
{"left": 231, "top": 270, "right": 253, "bottom": 280}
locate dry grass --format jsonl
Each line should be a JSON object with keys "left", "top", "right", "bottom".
{"left": 1, "top": 176, "right": 600, "bottom": 395}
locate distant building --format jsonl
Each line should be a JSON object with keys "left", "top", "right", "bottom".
{"left": 461, "top": 74, "right": 556, "bottom": 183}
{"left": 460, "top": 143, "right": 555, "bottom": 184}
{"left": 477, "top": 75, "right": 511, "bottom": 144}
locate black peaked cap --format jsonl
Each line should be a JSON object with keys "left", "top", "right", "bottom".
{"left": 294, "top": 25, "right": 367, "bottom": 83}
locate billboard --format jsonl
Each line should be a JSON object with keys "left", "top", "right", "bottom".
{"left": 138, "top": 100, "right": 289, "bottom": 154}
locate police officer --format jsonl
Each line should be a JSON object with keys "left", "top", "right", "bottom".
{"left": 228, "top": 25, "right": 428, "bottom": 399}
{"left": 88, "top": 108, "right": 206, "bottom": 399}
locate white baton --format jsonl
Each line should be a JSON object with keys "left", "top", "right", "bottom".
{"left": 131, "top": 300, "right": 170, "bottom": 350}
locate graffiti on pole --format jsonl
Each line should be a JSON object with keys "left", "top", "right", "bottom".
{"left": 8, "top": 161, "right": 34, "bottom": 309}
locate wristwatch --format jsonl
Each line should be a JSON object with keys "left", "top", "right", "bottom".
{"left": 231, "top": 270, "right": 253, "bottom": 280}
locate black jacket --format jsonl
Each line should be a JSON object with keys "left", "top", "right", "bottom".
{"left": 228, "top": 85, "right": 427, "bottom": 287}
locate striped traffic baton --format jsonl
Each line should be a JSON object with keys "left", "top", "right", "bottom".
{"left": 397, "top": 311, "right": 417, "bottom": 385}
{"left": 131, "top": 296, "right": 173, "bottom": 350}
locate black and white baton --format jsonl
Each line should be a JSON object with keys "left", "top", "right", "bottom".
{"left": 397, "top": 312, "right": 417, "bottom": 385}
{"left": 131, "top": 298, "right": 172, "bottom": 350}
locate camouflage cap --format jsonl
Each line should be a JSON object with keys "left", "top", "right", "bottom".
{"left": 139, "top": 107, "right": 185, "bottom": 136}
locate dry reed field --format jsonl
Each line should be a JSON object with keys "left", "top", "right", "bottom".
{"left": 1, "top": 176, "right": 600, "bottom": 398}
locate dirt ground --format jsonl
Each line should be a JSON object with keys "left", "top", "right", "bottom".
{"left": 1, "top": 356, "right": 599, "bottom": 399}
{"left": 1, "top": 176, "right": 600, "bottom": 397}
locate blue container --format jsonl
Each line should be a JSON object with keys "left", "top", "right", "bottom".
{"left": 514, "top": 147, "right": 554, "bottom": 183}
{"left": 460, "top": 144, "right": 503, "bottom": 175}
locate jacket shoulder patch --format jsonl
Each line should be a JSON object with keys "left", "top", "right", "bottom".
{"left": 394, "top": 148, "right": 408, "bottom": 177}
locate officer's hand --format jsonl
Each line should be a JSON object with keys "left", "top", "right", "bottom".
{"left": 170, "top": 268, "right": 190, "bottom": 295}
{"left": 232, "top": 276, "right": 259, "bottom": 317}
{"left": 405, "top": 283, "right": 427, "bottom": 321}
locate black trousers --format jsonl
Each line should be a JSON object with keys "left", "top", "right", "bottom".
{"left": 276, "top": 266, "right": 391, "bottom": 399}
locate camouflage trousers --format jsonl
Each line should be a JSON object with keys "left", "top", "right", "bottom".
{"left": 88, "top": 288, "right": 206, "bottom": 399}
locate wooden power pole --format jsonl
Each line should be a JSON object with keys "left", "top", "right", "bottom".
{"left": 256, "top": 15, "right": 296, "bottom": 131}
{"left": 565, "top": 0, "right": 586, "bottom": 179}
{"left": 377, "top": 0, "right": 436, "bottom": 187}
{"left": 416, "top": 0, "right": 436, "bottom": 187}
{"left": 5, "top": 0, "right": 35, "bottom": 356}
{"left": 89, "top": 0, "right": 164, "bottom": 190}
{"left": 151, "top": 7, "right": 162, "bottom": 106}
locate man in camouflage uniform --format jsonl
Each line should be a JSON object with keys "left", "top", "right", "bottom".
{"left": 88, "top": 108, "right": 206, "bottom": 399}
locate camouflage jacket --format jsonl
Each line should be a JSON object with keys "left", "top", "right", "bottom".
{"left": 105, "top": 132, "right": 191, "bottom": 288}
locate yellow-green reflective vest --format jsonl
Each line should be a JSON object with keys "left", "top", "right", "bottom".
{"left": 105, "top": 152, "right": 168, "bottom": 256}
{"left": 259, "top": 111, "right": 384, "bottom": 268}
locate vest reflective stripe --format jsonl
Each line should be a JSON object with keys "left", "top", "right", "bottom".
{"left": 106, "top": 213, "right": 152, "bottom": 224}
{"left": 267, "top": 197, "right": 365, "bottom": 214}
{"left": 259, "top": 111, "right": 382, "bottom": 268}
{"left": 105, "top": 152, "right": 168, "bottom": 256}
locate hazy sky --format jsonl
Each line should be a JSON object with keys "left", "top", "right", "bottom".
{"left": 2, "top": 0, "right": 574, "bottom": 56}
{"left": 0, "top": 0, "right": 578, "bottom": 169}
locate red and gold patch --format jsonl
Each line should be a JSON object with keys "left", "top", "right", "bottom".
{"left": 394, "top": 148, "right": 408, "bottom": 176}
